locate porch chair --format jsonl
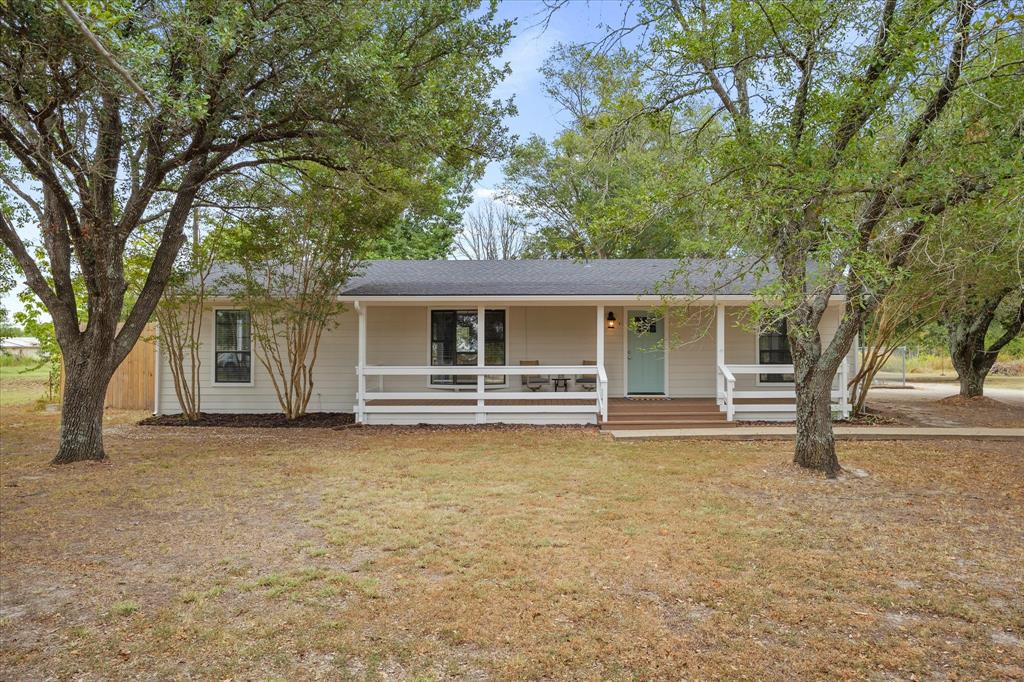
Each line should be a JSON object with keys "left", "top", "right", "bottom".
{"left": 576, "top": 360, "right": 597, "bottom": 391}
{"left": 520, "top": 360, "right": 549, "bottom": 392}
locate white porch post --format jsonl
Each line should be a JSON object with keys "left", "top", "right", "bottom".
{"left": 596, "top": 304, "right": 605, "bottom": 421}
{"left": 715, "top": 303, "right": 725, "bottom": 406}
{"left": 477, "top": 305, "right": 486, "bottom": 424}
{"left": 356, "top": 301, "right": 366, "bottom": 424}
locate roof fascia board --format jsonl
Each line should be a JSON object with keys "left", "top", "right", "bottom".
{"left": 202, "top": 294, "right": 845, "bottom": 304}
{"left": 336, "top": 294, "right": 846, "bottom": 304}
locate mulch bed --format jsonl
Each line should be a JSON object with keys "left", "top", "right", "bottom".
{"left": 139, "top": 412, "right": 357, "bottom": 428}
{"left": 360, "top": 423, "right": 598, "bottom": 433}
{"left": 936, "top": 394, "right": 1003, "bottom": 407}
{"left": 138, "top": 413, "right": 599, "bottom": 432}
{"left": 737, "top": 409, "right": 903, "bottom": 428}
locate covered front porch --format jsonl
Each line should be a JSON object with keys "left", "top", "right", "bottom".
{"left": 349, "top": 300, "right": 852, "bottom": 426}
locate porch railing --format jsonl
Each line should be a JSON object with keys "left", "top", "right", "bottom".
{"left": 596, "top": 364, "right": 609, "bottom": 423}
{"left": 355, "top": 364, "right": 605, "bottom": 423}
{"left": 716, "top": 359, "right": 851, "bottom": 421}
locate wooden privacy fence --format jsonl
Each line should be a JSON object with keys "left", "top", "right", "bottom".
{"left": 61, "top": 324, "right": 156, "bottom": 411}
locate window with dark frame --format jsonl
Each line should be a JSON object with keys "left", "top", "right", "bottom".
{"left": 758, "top": 319, "right": 794, "bottom": 383}
{"left": 430, "top": 309, "right": 505, "bottom": 385}
{"left": 214, "top": 310, "right": 252, "bottom": 383}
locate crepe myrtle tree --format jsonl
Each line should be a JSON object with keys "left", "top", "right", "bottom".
{"left": 0, "top": 0, "right": 512, "bottom": 463}
{"left": 150, "top": 217, "right": 219, "bottom": 422}
{"left": 632, "top": 0, "right": 1023, "bottom": 475}
{"left": 221, "top": 167, "right": 406, "bottom": 420}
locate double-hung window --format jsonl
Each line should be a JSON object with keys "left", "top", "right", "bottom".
{"left": 758, "top": 319, "right": 794, "bottom": 383}
{"left": 430, "top": 309, "right": 505, "bottom": 386}
{"left": 214, "top": 310, "right": 252, "bottom": 384}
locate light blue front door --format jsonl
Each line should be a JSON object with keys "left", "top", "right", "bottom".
{"left": 627, "top": 312, "right": 665, "bottom": 394}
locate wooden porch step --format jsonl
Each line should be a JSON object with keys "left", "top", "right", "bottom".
{"left": 609, "top": 406, "right": 722, "bottom": 416}
{"left": 607, "top": 410, "right": 728, "bottom": 421}
{"left": 601, "top": 419, "right": 735, "bottom": 430}
{"left": 609, "top": 399, "right": 720, "bottom": 412}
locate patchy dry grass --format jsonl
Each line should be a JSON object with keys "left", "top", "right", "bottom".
{"left": 0, "top": 364, "right": 50, "bottom": 409}
{"left": 1, "top": 400, "right": 1022, "bottom": 680}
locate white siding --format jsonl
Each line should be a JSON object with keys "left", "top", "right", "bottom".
{"left": 666, "top": 308, "right": 717, "bottom": 397}
{"left": 604, "top": 306, "right": 625, "bottom": 397}
{"left": 364, "top": 306, "right": 429, "bottom": 393}
{"left": 722, "top": 304, "right": 855, "bottom": 392}
{"left": 157, "top": 306, "right": 357, "bottom": 415}
{"left": 157, "top": 301, "right": 855, "bottom": 415}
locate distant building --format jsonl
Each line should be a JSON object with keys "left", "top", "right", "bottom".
{"left": 0, "top": 337, "right": 41, "bottom": 358}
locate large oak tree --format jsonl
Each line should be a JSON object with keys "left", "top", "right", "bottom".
{"left": 0, "top": 0, "right": 512, "bottom": 463}
{"left": 935, "top": 191, "right": 1024, "bottom": 397}
{"left": 631, "top": 0, "right": 1022, "bottom": 475}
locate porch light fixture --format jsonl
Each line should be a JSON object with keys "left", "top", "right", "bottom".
{"left": 606, "top": 311, "right": 617, "bottom": 329}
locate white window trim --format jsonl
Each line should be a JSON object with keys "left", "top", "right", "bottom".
{"left": 754, "top": 321, "right": 795, "bottom": 387}
{"left": 212, "top": 308, "right": 255, "bottom": 387}
{"left": 424, "top": 306, "right": 509, "bottom": 391}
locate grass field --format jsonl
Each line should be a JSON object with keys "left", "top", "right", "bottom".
{"left": 2, "top": 396, "right": 1022, "bottom": 679}
{"left": 907, "top": 373, "right": 1024, "bottom": 390}
{"left": 0, "top": 362, "right": 50, "bottom": 408}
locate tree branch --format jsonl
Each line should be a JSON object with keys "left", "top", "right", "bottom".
{"left": 56, "top": 0, "right": 154, "bottom": 107}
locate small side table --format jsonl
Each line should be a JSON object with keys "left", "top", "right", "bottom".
{"left": 552, "top": 376, "right": 571, "bottom": 392}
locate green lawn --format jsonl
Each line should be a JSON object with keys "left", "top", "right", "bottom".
{"left": 1, "top": 402, "right": 1022, "bottom": 679}
{"left": 0, "top": 362, "right": 50, "bottom": 408}
{"left": 907, "top": 373, "right": 1024, "bottom": 390}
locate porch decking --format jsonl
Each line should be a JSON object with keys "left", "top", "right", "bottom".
{"left": 603, "top": 397, "right": 803, "bottom": 430}
{"left": 366, "top": 398, "right": 593, "bottom": 406}
{"left": 362, "top": 397, "right": 798, "bottom": 429}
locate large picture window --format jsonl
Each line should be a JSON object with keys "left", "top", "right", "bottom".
{"left": 430, "top": 309, "right": 505, "bottom": 386}
{"left": 214, "top": 310, "right": 252, "bottom": 384}
{"left": 758, "top": 319, "right": 794, "bottom": 383}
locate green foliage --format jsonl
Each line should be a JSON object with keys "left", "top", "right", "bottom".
{"left": 365, "top": 182, "right": 471, "bottom": 260}
{"left": 0, "top": 235, "right": 18, "bottom": 340}
{"left": 150, "top": 216, "right": 223, "bottom": 419}
{"left": 13, "top": 292, "right": 61, "bottom": 402}
{"left": 989, "top": 320, "right": 1024, "bottom": 358}
{"left": 221, "top": 166, "right": 397, "bottom": 418}
{"left": 632, "top": 0, "right": 1022, "bottom": 343}
{"left": 365, "top": 161, "right": 481, "bottom": 260}
{"left": 1, "top": 0, "right": 514, "bottom": 375}
{"left": 502, "top": 46, "right": 713, "bottom": 259}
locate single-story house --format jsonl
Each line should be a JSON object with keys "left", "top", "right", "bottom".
{"left": 153, "top": 259, "right": 855, "bottom": 428}
{"left": 1, "top": 336, "right": 41, "bottom": 358}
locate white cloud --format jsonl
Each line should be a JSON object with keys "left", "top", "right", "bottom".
{"left": 493, "top": 22, "right": 562, "bottom": 101}
{"left": 472, "top": 187, "right": 498, "bottom": 202}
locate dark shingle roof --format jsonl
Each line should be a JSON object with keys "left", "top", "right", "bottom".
{"left": 339, "top": 259, "right": 773, "bottom": 297}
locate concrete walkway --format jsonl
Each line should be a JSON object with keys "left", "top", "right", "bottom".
{"left": 607, "top": 426, "right": 1024, "bottom": 441}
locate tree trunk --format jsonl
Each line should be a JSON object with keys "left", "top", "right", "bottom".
{"left": 957, "top": 366, "right": 986, "bottom": 398}
{"left": 947, "top": 321, "right": 997, "bottom": 399}
{"left": 787, "top": 321, "right": 843, "bottom": 478}
{"left": 944, "top": 289, "right": 1024, "bottom": 401}
{"left": 52, "top": 350, "right": 114, "bottom": 464}
{"left": 793, "top": 374, "right": 841, "bottom": 477}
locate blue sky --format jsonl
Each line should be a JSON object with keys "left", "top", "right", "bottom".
{"left": 469, "top": 0, "right": 632, "bottom": 208}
